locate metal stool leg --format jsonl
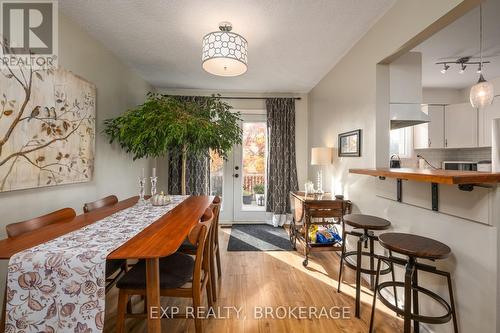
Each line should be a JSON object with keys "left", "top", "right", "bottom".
{"left": 355, "top": 236, "right": 363, "bottom": 318}
{"left": 369, "top": 258, "right": 382, "bottom": 333}
{"left": 389, "top": 250, "right": 398, "bottom": 309}
{"left": 413, "top": 266, "right": 420, "bottom": 333}
{"left": 446, "top": 272, "right": 459, "bottom": 333}
{"left": 369, "top": 235, "right": 375, "bottom": 289}
{"left": 337, "top": 230, "right": 347, "bottom": 293}
{"left": 404, "top": 258, "right": 415, "bottom": 333}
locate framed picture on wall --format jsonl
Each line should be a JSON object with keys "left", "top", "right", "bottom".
{"left": 338, "top": 129, "right": 361, "bottom": 157}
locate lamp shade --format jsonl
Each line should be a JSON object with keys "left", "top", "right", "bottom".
{"left": 311, "top": 147, "right": 333, "bottom": 165}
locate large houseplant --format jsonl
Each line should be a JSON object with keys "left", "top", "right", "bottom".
{"left": 104, "top": 93, "right": 242, "bottom": 194}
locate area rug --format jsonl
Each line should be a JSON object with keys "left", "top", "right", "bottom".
{"left": 227, "top": 224, "right": 293, "bottom": 251}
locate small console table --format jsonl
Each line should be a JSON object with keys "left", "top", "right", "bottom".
{"left": 289, "top": 191, "right": 352, "bottom": 266}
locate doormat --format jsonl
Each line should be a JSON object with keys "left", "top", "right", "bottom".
{"left": 227, "top": 224, "right": 293, "bottom": 251}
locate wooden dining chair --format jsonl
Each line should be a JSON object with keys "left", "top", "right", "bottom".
{"left": 6, "top": 208, "right": 76, "bottom": 238}
{"left": 178, "top": 196, "right": 221, "bottom": 302}
{"left": 83, "top": 194, "right": 127, "bottom": 292}
{"left": 83, "top": 195, "right": 118, "bottom": 213}
{"left": 115, "top": 208, "right": 214, "bottom": 333}
{"left": 3, "top": 208, "right": 77, "bottom": 331}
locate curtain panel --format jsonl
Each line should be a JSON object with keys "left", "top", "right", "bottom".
{"left": 266, "top": 98, "right": 299, "bottom": 227}
{"left": 168, "top": 150, "right": 210, "bottom": 195}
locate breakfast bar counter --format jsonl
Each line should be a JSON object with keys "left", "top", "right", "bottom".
{"left": 349, "top": 168, "right": 500, "bottom": 216}
{"left": 349, "top": 168, "right": 500, "bottom": 185}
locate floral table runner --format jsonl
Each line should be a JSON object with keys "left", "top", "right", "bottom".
{"left": 5, "top": 196, "right": 189, "bottom": 333}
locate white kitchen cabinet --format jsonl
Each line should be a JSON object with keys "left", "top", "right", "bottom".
{"left": 413, "top": 105, "right": 445, "bottom": 149}
{"left": 478, "top": 97, "right": 500, "bottom": 147}
{"left": 444, "top": 102, "right": 477, "bottom": 148}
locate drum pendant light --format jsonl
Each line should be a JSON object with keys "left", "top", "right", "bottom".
{"left": 202, "top": 22, "right": 248, "bottom": 77}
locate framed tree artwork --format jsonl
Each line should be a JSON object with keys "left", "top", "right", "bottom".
{"left": 0, "top": 65, "right": 96, "bottom": 192}
{"left": 338, "top": 129, "right": 361, "bottom": 157}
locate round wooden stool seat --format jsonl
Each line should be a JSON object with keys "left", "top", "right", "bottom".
{"left": 379, "top": 233, "right": 451, "bottom": 260}
{"left": 343, "top": 214, "right": 391, "bottom": 230}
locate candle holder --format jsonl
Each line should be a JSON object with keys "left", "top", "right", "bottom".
{"left": 150, "top": 176, "right": 158, "bottom": 197}
{"left": 138, "top": 177, "right": 146, "bottom": 205}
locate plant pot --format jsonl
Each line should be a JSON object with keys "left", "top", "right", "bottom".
{"left": 243, "top": 195, "right": 253, "bottom": 205}
{"left": 255, "top": 194, "right": 265, "bottom": 206}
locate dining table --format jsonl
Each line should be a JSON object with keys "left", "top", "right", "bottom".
{"left": 0, "top": 195, "right": 213, "bottom": 333}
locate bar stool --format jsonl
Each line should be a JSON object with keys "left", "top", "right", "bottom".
{"left": 337, "top": 214, "right": 397, "bottom": 318}
{"left": 370, "top": 233, "right": 458, "bottom": 333}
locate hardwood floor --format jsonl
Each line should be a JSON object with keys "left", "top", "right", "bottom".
{"left": 104, "top": 227, "right": 403, "bottom": 332}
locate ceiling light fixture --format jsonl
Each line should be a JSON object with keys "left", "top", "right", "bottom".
{"left": 476, "top": 64, "right": 482, "bottom": 74}
{"left": 435, "top": 56, "right": 488, "bottom": 74}
{"left": 440, "top": 64, "right": 450, "bottom": 74}
{"left": 470, "top": 5, "right": 494, "bottom": 109}
{"left": 202, "top": 22, "right": 248, "bottom": 77}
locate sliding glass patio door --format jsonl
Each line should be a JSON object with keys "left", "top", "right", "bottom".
{"left": 210, "top": 112, "right": 267, "bottom": 222}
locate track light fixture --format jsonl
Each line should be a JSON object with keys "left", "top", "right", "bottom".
{"left": 435, "top": 56, "right": 489, "bottom": 75}
{"left": 476, "top": 64, "right": 482, "bottom": 74}
{"left": 440, "top": 64, "right": 449, "bottom": 74}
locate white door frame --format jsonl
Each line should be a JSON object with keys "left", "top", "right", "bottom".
{"left": 218, "top": 110, "right": 267, "bottom": 223}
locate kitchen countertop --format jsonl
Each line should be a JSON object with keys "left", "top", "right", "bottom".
{"left": 349, "top": 168, "right": 500, "bottom": 185}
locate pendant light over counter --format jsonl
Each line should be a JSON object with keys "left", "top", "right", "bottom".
{"left": 470, "top": 4, "right": 494, "bottom": 109}
{"left": 202, "top": 22, "right": 248, "bottom": 77}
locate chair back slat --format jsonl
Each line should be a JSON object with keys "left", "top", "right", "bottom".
{"left": 83, "top": 195, "right": 118, "bottom": 213}
{"left": 189, "top": 208, "right": 213, "bottom": 290}
{"left": 6, "top": 208, "right": 76, "bottom": 238}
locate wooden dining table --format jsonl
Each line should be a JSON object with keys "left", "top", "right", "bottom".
{"left": 0, "top": 195, "right": 213, "bottom": 333}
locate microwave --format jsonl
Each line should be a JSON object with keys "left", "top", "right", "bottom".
{"left": 442, "top": 161, "right": 477, "bottom": 171}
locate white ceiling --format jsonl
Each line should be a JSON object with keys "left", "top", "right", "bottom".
{"left": 413, "top": 0, "right": 500, "bottom": 89}
{"left": 60, "top": 0, "right": 395, "bottom": 93}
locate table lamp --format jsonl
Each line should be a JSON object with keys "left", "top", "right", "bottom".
{"left": 311, "top": 147, "right": 333, "bottom": 193}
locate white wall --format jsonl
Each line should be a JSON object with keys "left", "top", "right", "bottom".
{"left": 308, "top": 1, "right": 497, "bottom": 332}
{"left": 0, "top": 13, "right": 152, "bottom": 298}
{"left": 154, "top": 89, "right": 309, "bottom": 190}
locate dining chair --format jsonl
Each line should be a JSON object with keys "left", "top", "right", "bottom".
{"left": 178, "top": 196, "right": 221, "bottom": 302}
{"left": 115, "top": 208, "right": 214, "bottom": 333}
{"left": 83, "top": 194, "right": 127, "bottom": 292}
{"left": 3, "top": 207, "right": 77, "bottom": 331}
{"left": 83, "top": 195, "right": 118, "bottom": 213}
{"left": 6, "top": 208, "right": 76, "bottom": 238}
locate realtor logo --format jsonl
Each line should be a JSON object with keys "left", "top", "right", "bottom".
{"left": 0, "top": 0, "right": 58, "bottom": 68}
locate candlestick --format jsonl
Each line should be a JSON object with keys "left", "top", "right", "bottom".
{"left": 150, "top": 176, "right": 158, "bottom": 197}
{"left": 138, "top": 177, "right": 146, "bottom": 205}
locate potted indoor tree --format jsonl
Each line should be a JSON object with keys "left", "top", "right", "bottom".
{"left": 104, "top": 93, "right": 242, "bottom": 195}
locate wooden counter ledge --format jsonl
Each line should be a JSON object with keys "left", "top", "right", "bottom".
{"left": 349, "top": 168, "right": 500, "bottom": 185}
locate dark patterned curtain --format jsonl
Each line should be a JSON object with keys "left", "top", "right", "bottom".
{"left": 168, "top": 150, "right": 209, "bottom": 195}
{"left": 167, "top": 96, "right": 210, "bottom": 195}
{"left": 266, "top": 98, "right": 299, "bottom": 224}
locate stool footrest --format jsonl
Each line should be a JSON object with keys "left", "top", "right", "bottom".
{"left": 376, "top": 281, "right": 452, "bottom": 325}
{"left": 343, "top": 251, "right": 392, "bottom": 276}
